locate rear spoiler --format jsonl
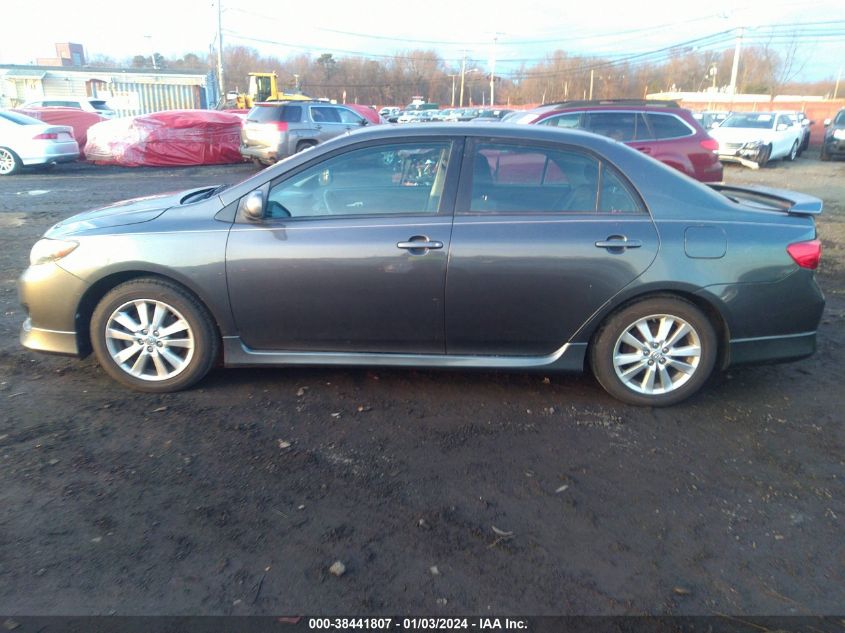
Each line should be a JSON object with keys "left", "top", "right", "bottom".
{"left": 708, "top": 184, "right": 823, "bottom": 215}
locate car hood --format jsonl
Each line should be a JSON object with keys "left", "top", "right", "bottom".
{"left": 45, "top": 187, "right": 214, "bottom": 237}
{"left": 710, "top": 126, "right": 773, "bottom": 144}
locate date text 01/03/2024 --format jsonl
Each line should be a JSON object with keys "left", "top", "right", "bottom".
{"left": 307, "top": 618, "right": 528, "bottom": 630}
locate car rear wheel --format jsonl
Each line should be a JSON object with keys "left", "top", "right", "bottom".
{"left": 296, "top": 140, "right": 317, "bottom": 153}
{"left": 787, "top": 141, "right": 799, "bottom": 161}
{"left": 90, "top": 278, "right": 218, "bottom": 392}
{"left": 0, "top": 147, "right": 22, "bottom": 176}
{"left": 590, "top": 297, "right": 717, "bottom": 406}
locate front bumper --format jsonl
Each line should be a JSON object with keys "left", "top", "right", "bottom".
{"left": 18, "top": 262, "right": 88, "bottom": 357}
{"left": 717, "top": 143, "right": 768, "bottom": 169}
{"left": 20, "top": 318, "right": 78, "bottom": 355}
{"left": 823, "top": 137, "right": 845, "bottom": 157}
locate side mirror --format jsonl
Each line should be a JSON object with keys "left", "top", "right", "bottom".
{"left": 242, "top": 190, "right": 264, "bottom": 221}
{"left": 360, "top": 118, "right": 369, "bottom": 126}
{"left": 824, "top": 118, "right": 831, "bottom": 127}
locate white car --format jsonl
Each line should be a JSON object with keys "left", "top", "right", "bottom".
{"left": 20, "top": 97, "right": 116, "bottom": 118}
{"left": 709, "top": 111, "right": 803, "bottom": 168}
{"left": 0, "top": 110, "right": 79, "bottom": 175}
{"left": 397, "top": 111, "right": 423, "bottom": 124}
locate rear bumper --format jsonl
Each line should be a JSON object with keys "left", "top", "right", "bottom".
{"left": 240, "top": 144, "right": 279, "bottom": 162}
{"left": 728, "top": 331, "right": 816, "bottom": 366}
{"left": 20, "top": 140, "right": 80, "bottom": 166}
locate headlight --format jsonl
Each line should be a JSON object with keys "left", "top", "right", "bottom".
{"left": 29, "top": 238, "right": 79, "bottom": 266}
{"left": 742, "top": 140, "right": 763, "bottom": 149}
{"left": 833, "top": 129, "right": 845, "bottom": 140}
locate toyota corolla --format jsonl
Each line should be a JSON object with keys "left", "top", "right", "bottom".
{"left": 18, "top": 124, "right": 824, "bottom": 406}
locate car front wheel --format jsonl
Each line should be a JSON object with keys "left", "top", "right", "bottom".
{"left": 787, "top": 140, "right": 799, "bottom": 161}
{"left": 590, "top": 297, "right": 717, "bottom": 406}
{"left": 90, "top": 278, "right": 218, "bottom": 392}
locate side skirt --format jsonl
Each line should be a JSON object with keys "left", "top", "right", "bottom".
{"left": 222, "top": 337, "right": 588, "bottom": 372}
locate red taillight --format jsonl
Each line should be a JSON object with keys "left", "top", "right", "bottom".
{"left": 274, "top": 121, "right": 288, "bottom": 132}
{"left": 32, "top": 133, "right": 58, "bottom": 140}
{"left": 699, "top": 137, "right": 719, "bottom": 152}
{"left": 787, "top": 239, "right": 822, "bottom": 269}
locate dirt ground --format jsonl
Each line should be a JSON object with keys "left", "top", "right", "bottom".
{"left": 0, "top": 151, "right": 843, "bottom": 616}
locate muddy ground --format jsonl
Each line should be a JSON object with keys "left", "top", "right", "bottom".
{"left": 0, "top": 152, "right": 843, "bottom": 616}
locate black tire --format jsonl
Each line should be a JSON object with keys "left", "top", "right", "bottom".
{"left": 756, "top": 144, "right": 771, "bottom": 168}
{"left": 296, "top": 140, "right": 317, "bottom": 153}
{"left": 820, "top": 146, "right": 830, "bottom": 161}
{"left": 90, "top": 278, "right": 218, "bottom": 393}
{"left": 0, "top": 147, "right": 22, "bottom": 176}
{"left": 786, "top": 141, "right": 799, "bottom": 162}
{"left": 589, "top": 297, "right": 718, "bottom": 407}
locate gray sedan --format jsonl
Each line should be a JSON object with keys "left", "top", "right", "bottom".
{"left": 18, "top": 124, "right": 824, "bottom": 406}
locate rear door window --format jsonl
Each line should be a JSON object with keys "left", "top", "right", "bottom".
{"left": 310, "top": 107, "right": 342, "bottom": 123}
{"left": 467, "top": 143, "right": 598, "bottom": 213}
{"left": 584, "top": 112, "right": 637, "bottom": 142}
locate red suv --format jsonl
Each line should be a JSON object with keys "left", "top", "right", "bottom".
{"left": 514, "top": 100, "right": 723, "bottom": 182}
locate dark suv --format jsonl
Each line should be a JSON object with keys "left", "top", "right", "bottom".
{"left": 515, "top": 100, "right": 723, "bottom": 182}
{"left": 821, "top": 109, "right": 845, "bottom": 161}
{"left": 240, "top": 101, "right": 369, "bottom": 165}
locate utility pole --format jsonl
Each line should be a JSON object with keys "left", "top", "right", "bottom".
{"left": 448, "top": 74, "right": 458, "bottom": 107}
{"left": 216, "top": 0, "right": 225, "bottom": 104}
{"left": 589, "top": 69, "right": 594, "bottom": 100}
{"left": 834, "top": 67, "right": 842, "bottom": 100}
{"left": 459, "top": 52, "right": 468, "bottom": 108}
{"left": 728, "top": 27, "right": 744, "bottom": 95}
{"left": 489, "top": 34, "right": 501, "bottom": 107}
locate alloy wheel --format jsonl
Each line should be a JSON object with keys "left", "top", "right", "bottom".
{"left": 0, "top": 149, "right": 16, "bottom": 175}
{"left": 612, "top": 314, "right": 702, "bottom": 395}
{"left": 104, "top": 299, "right": 195, "bottom": 381}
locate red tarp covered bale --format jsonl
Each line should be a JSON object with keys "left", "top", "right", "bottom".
{"left": 84, "top": 110, "right": 245, "bottom": 167}
{"left": 13, "top": 107, "right": 105, "bottom": 151}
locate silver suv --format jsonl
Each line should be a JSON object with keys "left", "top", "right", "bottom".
{"left": 240, "top": 102, "right": 369, "bottom": 165}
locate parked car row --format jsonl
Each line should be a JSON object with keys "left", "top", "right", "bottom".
{"left": 3, "top": 98, "right": 843, "bottom": 177}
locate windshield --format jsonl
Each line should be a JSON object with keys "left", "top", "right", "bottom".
{"left": 721, "top": 113, "right": 775, "bottom": 129}
{"left": 835, "top": 111, "right": 845, "bottom": 126}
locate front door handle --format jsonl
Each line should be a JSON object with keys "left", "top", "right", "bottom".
{"left": 397, "top": 240, "right": 444, "bottom": 250}
{"left": 595, "top": 236, "right": 642, "bottom": 250}
{"left": 397, "top": 236, "right": 444, "bottom": 253}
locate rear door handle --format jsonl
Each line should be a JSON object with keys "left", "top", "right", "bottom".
{"left": 595, "top": 236, "right": 642, "bottom": 250}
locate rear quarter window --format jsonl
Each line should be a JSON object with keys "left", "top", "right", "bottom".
{"left": 646, "top": 113, "right": 693, "bottom": 139}
{"left": 247, "top": 105, "right": 302, "bottom": 123}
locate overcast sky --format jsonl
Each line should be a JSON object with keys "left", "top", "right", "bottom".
{"left": 1, "top": 0, "right": 843, "bottom": 83}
